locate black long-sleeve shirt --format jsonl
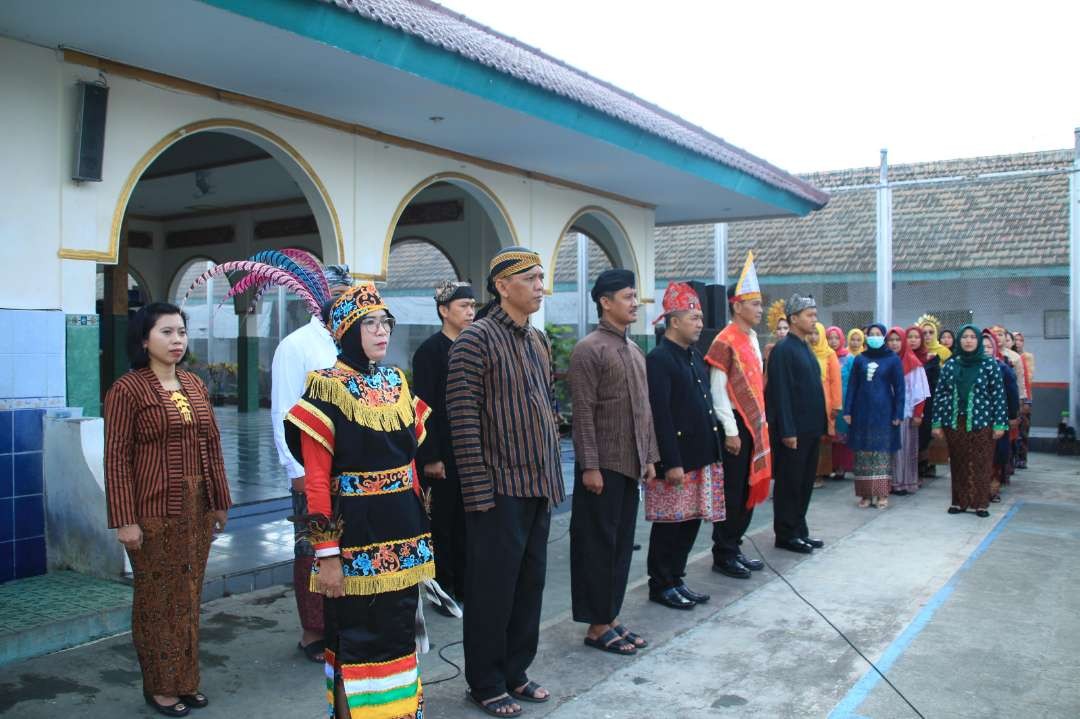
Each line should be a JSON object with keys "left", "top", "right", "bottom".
{"left": 411, "top": 331, "right": 453, "bottom": 468}
{"left": 646, "top": 337, "right": 722, "bottom": 473}
{"left": 765, "top": 333, "right": 826, "bottom": 439}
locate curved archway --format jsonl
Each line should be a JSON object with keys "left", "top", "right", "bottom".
{"left": 372, "top": 171, "right": 518, "bottom": 281}
{"left": 109, "top": 119, "right": 344, "bottom": 266}
{"left": 387, "top": 236, "right": 463, "bottom": 289}
{"left": 547, "top": 206, "right": 640, "bottom": 295}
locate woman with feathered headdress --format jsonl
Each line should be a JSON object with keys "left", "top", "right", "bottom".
{"left": 762, "top": 299, "right": 789, "bottom": 374}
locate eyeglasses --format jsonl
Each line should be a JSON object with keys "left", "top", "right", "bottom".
{"left": 360, "top": 316, "right": 396, "bottom": 333}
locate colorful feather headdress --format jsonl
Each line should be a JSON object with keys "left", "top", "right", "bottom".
{"left": 182, "top": 249, "right": 331, "bottom": 318}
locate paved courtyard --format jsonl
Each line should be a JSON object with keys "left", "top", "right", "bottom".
{"left": 2, "top": 452, "right": 1078, "bottom": 718}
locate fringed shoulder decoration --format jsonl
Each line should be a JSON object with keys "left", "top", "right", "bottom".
{"left": 303, "top": 365, "right": 415, "bottom": 433}
{"left": 285, "top": 398, "right": 336, "bottom": 454}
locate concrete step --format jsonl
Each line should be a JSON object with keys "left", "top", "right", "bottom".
{"left": 0, "top": 571, "right": 132, "bottom": 667}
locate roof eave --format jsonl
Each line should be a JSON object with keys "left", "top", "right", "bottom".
{"left": 199, "top": 0, "right": 829, "bottom": 217}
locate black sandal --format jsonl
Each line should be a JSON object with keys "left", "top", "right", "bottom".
{"left": 510, "top": 680, "right": 551, "bottom": 703}
{"left": 298, "top": 639, "right": 326, "bottom": 663}
{"left": 947, "top": 506, "right": 963, "bottom": 514}
{"left": 144, "top": 694, "right": 190, "bottom": 717}
{"left": 975, "top": 509, "right": 990, "bottom": 518}
{"left": 179, "top": 693, "right": 208, "bottom": 709}
{"left": 583, "top": 628, "right": 636, "bottom": 656}
{"left": 611, "top": 623, "right": 648, "bottom": 648}
{"left": 466, "top": 691, "right": 522, "bottom": 717}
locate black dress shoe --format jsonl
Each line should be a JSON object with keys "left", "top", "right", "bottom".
{"left": 712, "top": 558, "right": 751, "bottom": 579}
{"left": 674, "top": 584, "right": 710, "bottom": 603}
{"left": 775, "top": 538, "right": 813, "bottom": 554}
{"left": 649, "top": 587, "right": 695, "bottom": 610}
{"left": 736, "top": 554, "right": 764, "bottom": 571}
{"left": 802, "top": 537, "right": 824, "bottom": 549}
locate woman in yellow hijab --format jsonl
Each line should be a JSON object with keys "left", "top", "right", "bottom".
{"left": 809, "top": 323, "right": 843, "bottom": 483}
{"left": 919, "top": 315, "right": 952, "bottom": 362}
{"left": 916, "top": 314, "right": 949, "bottom": 477}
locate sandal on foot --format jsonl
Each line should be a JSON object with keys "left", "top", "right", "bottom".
{"left": 975, "top": 509, "right": 990, "bottom": 518}
{"left": 144, "top": 695, "right": 190, "bottom": 718}
{"left": 510, "top": 680, "right": 551, "bottom": 703}
{"left": 583, "top": 628, "right": 636, "bottom": 656}
{"left": 179, "top": 693, "right": 208, "bottom": 709}
{"left": 857, "top": 498, "right": 870, "bottom": 508}
{"left": 611, "top": 623, "right": 648, "bottom": 648}
{"left": 947, "top": 506, "right": 963, "bottom": 514}
{"left": 298, "top": 640, "right": 326, "bottom": 663}
{"left": 467, "top": 691, "right": 522, "bottom": 717}
{"left": 877, "top": 499, "right": 889, "bottom": 510}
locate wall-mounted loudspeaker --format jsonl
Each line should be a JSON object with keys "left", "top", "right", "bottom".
{"left": 73, "top": 82, "right": 109, "bottom": 182}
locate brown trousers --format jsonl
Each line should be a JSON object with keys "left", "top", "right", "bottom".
{"left": 128, "top": 476, "right": 214, "bottom": 696}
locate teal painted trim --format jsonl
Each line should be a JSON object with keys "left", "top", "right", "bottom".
{"left": 197, "top": 0, "right": 820, "bottom": 217}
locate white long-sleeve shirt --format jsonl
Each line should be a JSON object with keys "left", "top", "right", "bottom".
{"left": 270, "top": 316, "right": 339, "bottom": 483}
{"left": 710, "top": 327, "right": 762, "bottom": 438}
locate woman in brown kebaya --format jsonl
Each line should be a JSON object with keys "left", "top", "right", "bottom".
{"left": 104, "top": 302, "right": 231, "bottom": 717}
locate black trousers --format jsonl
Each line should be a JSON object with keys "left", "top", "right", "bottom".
{"left": 569, "top": 466, "right": 639, "bottom": 625}
{"left": 647, "top": 519, "right": 701, "bottom": 591}
{"left": 712, "top": 415, "right": 755, "bottom": 563}
{"left": 772, "top": 432, "right": 821, "bottom": 543}
{"left": 463, "top": 495, "right": 550, "bottom": 701}
{"left": 425, "top": 462, "right": 467, "bottom": 600}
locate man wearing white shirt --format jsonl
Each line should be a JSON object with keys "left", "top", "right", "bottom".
{"left": 270, "top": 264, "right": 351, "bottom": 662}
{"left": 704, "top": 254, "right": 773, "bottom": 579}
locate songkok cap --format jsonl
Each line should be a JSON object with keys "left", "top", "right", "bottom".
{"left": 590, "top": 269, "right": 636, "bottom": 302}
{"left": 434, "top": 281, "right": 475, "bottom": 305}
{"left": 323, "top": 264, "right": 353, "bottom": 292}
{"left": 326, "top": 282, "right": 388, "bottom": 343}
{"left": 653, "top": 281, "right": 701, "bottom": 326}
{"left": 785, "top": 293, "right": 816, "bottom": 317}
{"left": 731, "top": 251, "right": 761, "bottom": 302}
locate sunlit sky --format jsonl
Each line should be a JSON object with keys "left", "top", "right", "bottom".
{"left": 437, "top": 0, "right": 1080, "bottom": 174}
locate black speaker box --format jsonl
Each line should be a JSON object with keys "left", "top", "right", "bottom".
{"left": 704, "top": 284, "right": 727, "bottom": 329}
{"left": 73, "top": 82, "right": 109, "bottom": 182}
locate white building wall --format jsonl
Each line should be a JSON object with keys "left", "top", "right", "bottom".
{"left": 0, "top": 36, "right": 653, "bottom": 328}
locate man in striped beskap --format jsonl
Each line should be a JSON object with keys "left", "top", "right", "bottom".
{"left": 447, "top": 247, "right": 564, "bottom": 716}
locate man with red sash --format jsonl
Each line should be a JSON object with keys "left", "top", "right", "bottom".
{"left": 705, "top": 252, "right": 772, "bottom": 579}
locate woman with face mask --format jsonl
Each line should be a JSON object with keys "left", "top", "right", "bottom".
{"left": 842, "top": 324, "right": 905, "bottom": 509}
{"left": 931, "top": 325, "right": 1008, "bottom": 517}
{"left": 284, "top": 283, "right": 438, "bottom": 719}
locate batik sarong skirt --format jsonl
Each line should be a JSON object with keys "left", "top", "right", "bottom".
{"left": 854, "top": 451, "right": 892, "bottom": 498}
{"left": 645, "top": 462, "right": 725, "bottom": 523}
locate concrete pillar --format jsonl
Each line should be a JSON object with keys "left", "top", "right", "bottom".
{"left": 1069, "top": 129, "right": 1080, "bottom": 428}
{"left": 875, "top": 149, "right": 893, "bottom": 326}
{"left": 237, "top": 312, "right": 260, "bottom": 413}
{"left": 713, "top": 223, "right": 728, "bottom": 286}
{"left": 100, "top": 229, "right": 129, "bottom": 394}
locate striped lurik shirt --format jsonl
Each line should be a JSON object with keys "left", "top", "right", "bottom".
{"left": 446, "top": 304, "right": 565, "bottom": 511}
{"left": 104, "top": 368, "right": 232, "bottom": 528}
